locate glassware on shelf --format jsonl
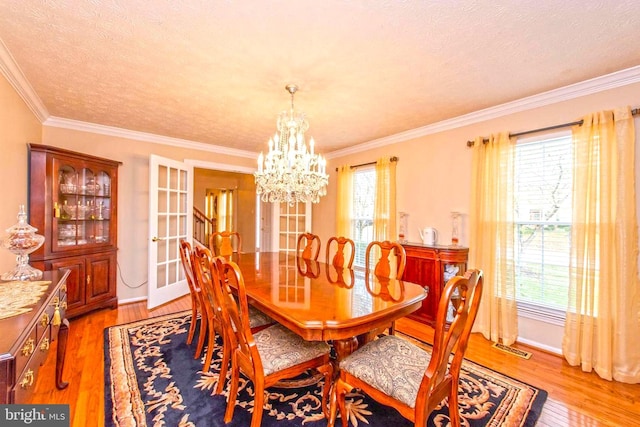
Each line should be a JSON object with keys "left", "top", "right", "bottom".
{"left": 0, "top": 205, "right": 45, "bottom": 281}
{"left": 81, "top": 177, "right": 100, "bottom": 195}
{"left": 59, "top": 171, "right": 77, "bottom": 194}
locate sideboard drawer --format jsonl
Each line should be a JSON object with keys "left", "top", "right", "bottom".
{"left": 12, "top": 330, "right": 51, "bottom": 403}
{"left": 14, "top": 327, "right": 38, "bottom": 385}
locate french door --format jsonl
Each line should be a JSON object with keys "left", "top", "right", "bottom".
{"left": 147, "top": 155, "right": 193, "bottom": 309}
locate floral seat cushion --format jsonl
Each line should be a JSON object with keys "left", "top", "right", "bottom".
{"left": 248, "top": 305, "right": 273, "bottom": 328}
{"left": 254, "top": 324, "right": 331, "bottom": 376}
{"left": 339, "top": 335, "right": 432, "bottom": 408}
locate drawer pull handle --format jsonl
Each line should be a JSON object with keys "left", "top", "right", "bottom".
{"left": 52, "top": 296, "right": 60, "bottom": 306}
{"left": 61, "top": 283, "right": 67, "bottom": 292}
{"left": 52, "top": 303, "right": 61, "bottom": 327}
{"left": 20, "top": 369, "right": 34, "bottom": 389}
{"left": 41, "top": 313, "right": 50, "bottom": 328}
{"left": 21, "top": 338, "right": 35, "bottom": 356}
{"left": 40, "top": 337, "right": 50, "bottom": 351}
{"left": 61, "top": 301, "right": 67, "bottom": 310}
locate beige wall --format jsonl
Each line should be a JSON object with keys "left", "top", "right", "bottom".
{"left": 314, "top": 82, "right": 640, "bottom": 257}
{"left": 0, "top": 76, "right": 42, "bottom": 274}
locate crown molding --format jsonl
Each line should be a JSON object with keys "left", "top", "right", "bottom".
{"left": 0, "top": 39, "right": 49, "bottom": 122}
{"left": 326, "top": 65, "right": 640, "bottom": 159}
{"left": 3, "top": 30, "right": 639, "bottom": 160}
{"left": 43, "top": 116, "right": 257, "bottom": 159}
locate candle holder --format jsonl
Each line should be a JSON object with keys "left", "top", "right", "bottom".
{"left": 451, "top": 211, "right": 462, "bottom": 246}
{"left": 1, "top": 205, "right": 45, "bottom": 281}
{"left": 398, "top": 212, "right": 408, "bottom": 243}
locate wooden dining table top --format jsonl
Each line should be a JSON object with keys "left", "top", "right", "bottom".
{"left": 227, "top": 251, "right": 427, "bottom": 343}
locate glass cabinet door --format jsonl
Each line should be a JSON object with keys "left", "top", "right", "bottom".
{"left": 54, "top": 161, "right": 113, "bottom": 251}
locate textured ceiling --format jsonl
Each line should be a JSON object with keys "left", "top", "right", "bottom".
{"left": 1, "top": 1, "right": 640, "bottom": 155}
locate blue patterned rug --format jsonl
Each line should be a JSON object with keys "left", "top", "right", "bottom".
{"left": 104, "top": 311, "right": 547, "bottom": 426}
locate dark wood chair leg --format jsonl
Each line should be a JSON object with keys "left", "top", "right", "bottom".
{"left": 56, "top": 318, "right": 69, "bottom": 390}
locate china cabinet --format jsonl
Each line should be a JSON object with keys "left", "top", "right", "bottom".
{"left": 28, "top": 144, "right": 121, "bottom": 318}
{"left": 401, "top": 242, "right": 469, "bottom": 326}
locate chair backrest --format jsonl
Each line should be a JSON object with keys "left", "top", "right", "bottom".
{"left": 211, "top": 256, "right": 264, "bottom": 376}
{"left": 191, "top": 246, "right": 225, "bottom": 327}
{"left": 416, "top": 269, "right": 483, "bottom": 411}
{"left": 365, "top": 240, "right": 406, "bottom": 279}
{"left": 297, "top": 232, "right": 321, "bottom": 260}
{"left": 179, "top": 240, "right": 200, "bottom": 297}
{"left": 209, "top": 231, "right": 242, "bottom": 257}
{"left": 325, "top": 236, "right": 355, "bottom": 269}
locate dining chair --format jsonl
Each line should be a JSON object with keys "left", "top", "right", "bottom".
{"left": 365, "top": 240, "right": 406, "bottom": 280}
{"left": 328, "top": 269, "right": 484, "bottom": 427}
{"left": 214, "top": 256, "right": 334, "bottom": 427}
{"left": 297, "top": 232, "right": 321, "bottom": 260}
{"left": 325, "top": 236, "right": 355, "bottom": 268}
{"left": 209, "top": 230, "right": 242, "bottom": 257}
{"left": 365, "top": 240, "right": 407, "bottom": 336}
{"left": 178, "top": 240, "right": 207, "bottom": 359}
{"left": 191, "top": 246, "right": 274, "bottom": 384}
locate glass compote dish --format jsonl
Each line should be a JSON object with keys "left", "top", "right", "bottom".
{"left": 1, "top": 205, "right": 45, "bottom": 281}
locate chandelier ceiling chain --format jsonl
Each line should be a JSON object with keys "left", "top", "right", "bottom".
{"left": 254, "top": 84, "right": 328, "bottom": 204}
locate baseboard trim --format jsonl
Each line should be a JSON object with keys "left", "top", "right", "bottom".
{"left": 516, "top": 337, "right": 562, "bottom": 356}
{"left": 118, "top": 296, "right": 147, "bottom": 305}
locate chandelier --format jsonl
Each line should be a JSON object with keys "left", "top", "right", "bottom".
{"left": 254, "top": 84, "right": 328, "bottom": 204}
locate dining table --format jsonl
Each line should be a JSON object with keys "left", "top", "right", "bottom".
{"left": 227, "top": 251, "right": 428, "bottom": 361}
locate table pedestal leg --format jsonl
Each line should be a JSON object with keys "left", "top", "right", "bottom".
{"left": 56, "top": 318, "right": 69, "bottom": 390}
{"left": 332, "top": 336, "right": 359, "bottom": 363}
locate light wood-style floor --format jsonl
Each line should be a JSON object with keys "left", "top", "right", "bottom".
{"left": 28, "top": 297, "right": 639, "bottom": 427}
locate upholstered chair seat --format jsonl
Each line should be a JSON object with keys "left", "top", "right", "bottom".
{"left": 339, "top": 335, "right": 432, "bottom": 408}
{"left": 254, "top": 324, "right": 332, "bottom": 376}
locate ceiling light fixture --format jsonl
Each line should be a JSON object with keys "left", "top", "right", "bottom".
{"left": 254, "top": 84, "right": 328, "bottom": 204}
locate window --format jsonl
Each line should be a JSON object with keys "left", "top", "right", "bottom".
{"left": 352, "top": 167, "right": 375, "bottom": 267}
{"left": 514, "top": 133, "right": 572, "bottom": 317}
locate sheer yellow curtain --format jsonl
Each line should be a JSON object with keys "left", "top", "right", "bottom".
{"left": 336, "top": 165, "right": 354, "bottom": 237}
{"left": 469, "top": 132, "right": 518, "bottom": 345}
{"left": 563, "top": 107, "right": 640, "bottom": 383}
{"left": 372, "top": 158, "right": 397, "bottom": 277}
{"left": 373, "top": 157, "right": 396, "bottom": 241}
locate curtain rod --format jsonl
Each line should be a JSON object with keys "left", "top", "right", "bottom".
{"left": 334, "top": 156, "right": 398, "bottom": 172}
{"left": 466, "top": 107, "right": 640, "bottom": 147}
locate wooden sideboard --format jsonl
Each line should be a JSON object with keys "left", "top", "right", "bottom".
{"left": 401, "top": 242, "right": 469, "bottom": 326}
{"left": 0, "top": 270, "right": 70, "bottom": 403}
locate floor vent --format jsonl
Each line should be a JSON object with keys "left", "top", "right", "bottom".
{"left": 492, "top": 342, "right": 532, "bottom": 359}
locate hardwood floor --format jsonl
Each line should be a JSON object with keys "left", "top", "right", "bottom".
{"left": 28, "top": 297, "right": 639, "bottom": 426}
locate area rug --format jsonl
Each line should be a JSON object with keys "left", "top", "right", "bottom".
{"left": 104, "top": 311, "right": 547, "bottom": 427}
